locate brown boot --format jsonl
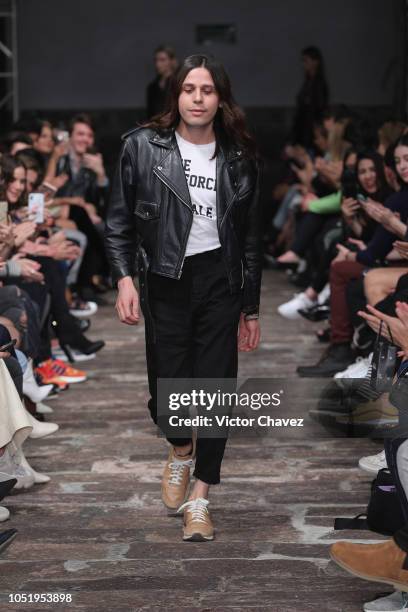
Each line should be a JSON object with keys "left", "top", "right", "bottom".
{"left": 178, "top": 498, "right": 214, "bottom": 542}
{"left": 161, "top": 446, "right": 193, "bottom": 512}
{"left": 330, "top": 539, "right": 408, "bottom": 591}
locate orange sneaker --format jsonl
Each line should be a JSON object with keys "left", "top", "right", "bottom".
{"left": 46, "top": 358, "right": 87, "bottom": 384}
{"left": 35, "top": 362, "right": 69, "bottom": 390}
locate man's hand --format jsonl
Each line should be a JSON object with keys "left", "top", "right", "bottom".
{"left": 238, "top": 313, "right": 260, "bottom": 351}
{"left": 83, "top": 153, "right": 107, "bottom": 185}
{"left": 116, "top": 276, "right": 140, "bottom": 325}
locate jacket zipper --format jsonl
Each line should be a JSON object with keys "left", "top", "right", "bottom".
{"left": 240, "top": 259, "right": 244, "bottom": 289}
{"left": 219, "top": 192, "right": 238, "bottom": 230}
{"left": 153, "top": 168, "right": 192, "bottom": 278}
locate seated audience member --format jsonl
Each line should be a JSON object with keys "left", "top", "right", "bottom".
{"left": 278, "top": 149, "right": 392, "bottom": 319}
{"left": 296, "top": 135, "right": 408, "bottom": 377}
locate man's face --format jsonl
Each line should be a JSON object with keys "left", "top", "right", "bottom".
{"left": 178, "top": 67, "right": 220, "bottom": 129}
{"left": 155, "top": 52, "right": 173, "bottom": 77}
{"left": 70, "top": 122, "right": 94, "bottom": 155}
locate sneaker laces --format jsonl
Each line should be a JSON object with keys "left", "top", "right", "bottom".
{"left": 177, "top": 497, "right": 209, "bottom": 522}
{"left": 167, "top": 458, "right": 192, "bottom": 485}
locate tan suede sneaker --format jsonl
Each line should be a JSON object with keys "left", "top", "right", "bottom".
{"left": 330, "top": 539, "right": 408, "bottom": 591}
{"left": 161, "top": 446, "right": 193, "bottom": 512}
{"left": 178, "top": 498, "right": 214, "bottom": 541}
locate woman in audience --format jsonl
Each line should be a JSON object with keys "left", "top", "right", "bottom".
{"left": 296, "top": 135, "right": 408, "bottom": 377}
{"left": 0, "top": 154, "right": 104, "bottom": 371}
{"left": 278, "top": 149, "right": 392, "bottom": 319}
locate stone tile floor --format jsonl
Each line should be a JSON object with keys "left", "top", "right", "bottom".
{"left": 0, "top": 270, "right": 389, "bottom": 611}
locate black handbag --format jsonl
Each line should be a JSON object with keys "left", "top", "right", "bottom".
{"left": 370, "top": 321, "right": 398, "bottom": 393}
{"left": 334, "top": 468, "right": 405, "bottom": 536}
{"left": 389, "top": 362, "right": 408, "bottom": 424}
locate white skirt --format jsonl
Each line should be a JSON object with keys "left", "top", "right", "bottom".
{"left": 0, "top": 359, "right": 32, "bottom": 448}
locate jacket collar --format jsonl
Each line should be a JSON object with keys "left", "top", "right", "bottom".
{"left": 148, "top": 128, "right": 243, "bottom": 162}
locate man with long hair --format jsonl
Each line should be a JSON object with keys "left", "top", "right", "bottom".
{"left": 105, "top": 54, "right": 262, "bottom": 541}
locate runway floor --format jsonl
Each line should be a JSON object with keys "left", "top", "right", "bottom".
{"left": 0, "top": 269, "right": 388, "bottom": 611}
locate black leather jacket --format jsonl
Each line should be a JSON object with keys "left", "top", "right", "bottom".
{"left": 105, "top": 126, "right": 262, "bottom": 314}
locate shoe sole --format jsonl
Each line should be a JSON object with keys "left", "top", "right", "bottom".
{"left": 358, "top": 461, "right": 386, "bottom": 475}
{"left": 330, "top": 549, "right": 408, "bottom": 592}
{"left": 56, "top": 376, "right": 87, "bottom": 384}
{"left": 183, "top": 532, "right": 214, "bottom": 541}
{"left": 0, "top": 531, "right": 17, "bottom": 554}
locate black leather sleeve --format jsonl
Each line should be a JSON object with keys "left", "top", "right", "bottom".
{"left": 104, "top": 139, "right": 139, "bottom": 287}
{"left": 241, "top": 160, "right": 263, "bottom": 316}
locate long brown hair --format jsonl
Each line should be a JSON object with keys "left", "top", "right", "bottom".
{"left": 0, "top": 154, "right": 27, "bottom": 208}
{"left": 143, "top": 54, "right": 257, "bottom": 158}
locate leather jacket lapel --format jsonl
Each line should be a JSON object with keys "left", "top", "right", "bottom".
{"left": 151, "top": 133, "right": 192, "bottom": 211}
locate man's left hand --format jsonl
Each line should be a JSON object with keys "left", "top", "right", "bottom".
{"left": 238, "top": 313, "right": 260, "bottom": 352}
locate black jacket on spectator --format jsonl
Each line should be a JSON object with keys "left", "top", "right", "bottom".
{"left": 56, "top": 154, "right": 102, "bottom": 208}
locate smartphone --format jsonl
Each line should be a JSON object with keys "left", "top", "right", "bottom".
{"left": 357, "top": 194, "right": 367, "bottom": 205}
{"left": 0, "top": 201, "right": 8, "bottom": 224}
{"left": 55, "top": 130, "right": 69, "bottom": 143}
{"left": 0, "top": 338, "right": 17, "bottom": 352}
{"left": 28, "top": 193, "right": 45, "bottom": 223}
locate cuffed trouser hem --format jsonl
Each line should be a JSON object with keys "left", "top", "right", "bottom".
{"left": 193, "top": 468, "right": 221, "bottom": 486}
{"left": 166, "top": 437, "right": 192, "bottom": 447}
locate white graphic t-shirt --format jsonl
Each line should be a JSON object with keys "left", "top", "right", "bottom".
{"left": 175, "top": 131, "right": 221, "bottom": 256}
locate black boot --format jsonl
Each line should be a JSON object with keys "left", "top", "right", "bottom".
{"left": 55, "top": 314, "right": 105, "bottom": 357}
{"left": 297, "top": 343, "right": 355, "bottom": 378}
{"left": 0, "top": 529, "right": 18, "bottom": 554}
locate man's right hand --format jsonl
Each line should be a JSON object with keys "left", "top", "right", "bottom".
{"left": 116, "top": 276, "right": 140, "bottom": 325}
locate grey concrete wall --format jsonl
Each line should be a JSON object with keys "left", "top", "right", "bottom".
{"left": 17, "top": 0, "right": 400, "bottom": 110}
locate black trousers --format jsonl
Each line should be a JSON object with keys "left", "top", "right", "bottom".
{"left": 143, "top": 248, "right": 242, "bottom": 485}
{"left": 68, "top": 205, "right": 109, "bottom": 287}
{"left": 291, "top": 211, "right": 339, "bottom": 258}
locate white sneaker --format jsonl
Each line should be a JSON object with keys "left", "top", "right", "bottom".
{"left": 36, "top": 402, "right": 54, "bottom": 415}
{"left": 359, "top": 450, "right": 387, "bottom": 475}
{"left": 70, "top": 301, "right": 98, "bottom": 319}
{"left": 317, "top": 283, "right": 330, "bottom": 305}
{"left": 23, "top": 359, "right": 53, "bottom": 403}
{"left": 0, "top": 446, "right": 35, "bottom": 490}
{"left": 334, "top": 353, "right": 373, "bottom": 382}
{"left": 277, "top": 292, "right": 317, "bottom": 320}
{"left": 52, "top": 347, "right": 96, "bottom": 363}
{"left": 26, "top": 410, "right": 59, "bottom": 440}
{"left": 0, "top": 507, "right": 10, "bottom": 522}
{"left": 20, "top": 453, "right": 50, "bottom": 485}
{"left": 364, "top": 590, "right": 408, "bottom": 611}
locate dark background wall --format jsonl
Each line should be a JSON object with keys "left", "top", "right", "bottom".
{"left": 17, "top": 0, "right": 401, "bottom": 110}
{"left": 10, "top": 0, "right": 407, "bottom": 179}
